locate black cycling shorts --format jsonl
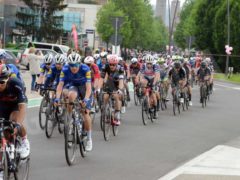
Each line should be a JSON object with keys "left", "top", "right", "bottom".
{"left": 0, "top": 104, "right": 19, "bottom": 121}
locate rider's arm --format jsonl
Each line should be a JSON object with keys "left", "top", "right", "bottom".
{"left": 85, "top": 69, "right": 92, "bottom": 99}
{"left": 37, "top": 65, "right": 45, "bottom": 84}
{"left": 17, "top": 103, "right": 26, "bottom": 123}
{"left": 56, "top": 70, "right": 65, "bottom": 99}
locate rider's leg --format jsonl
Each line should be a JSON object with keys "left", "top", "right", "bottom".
{"left": 113, "top": 93, "right": 122, "bottom": 125}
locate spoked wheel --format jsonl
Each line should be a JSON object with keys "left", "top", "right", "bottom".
{"left": 112, "top": 112, "right": 119, "bottom": 136}
{"left": 103, "top": 104, "right": 111, "bottom": 141}
{"left": 77, "top": 124, "right": 87, "bottom": 158}
{"left": 57, "top": 107, "right": 65, "bottom": 134}
{"left": 178, "top": 101, "right": 181, "bottom": 114}
{"left": 0, "top": 151, "right": 9, "bottom": 180}
{"left": 150, "top": 107, "right": 157, "bottom": 123}
{"left": 90, "top": 101, "right": 96, "bottom": 125}
{"left": 39, "top": 97, "right": 47, "bottom": 130}
{"left": 201, "top": 87, "right": 207, "bottom": 108}
{"left": 45, "top": 105, "right": 57, "bottom": 138}
{"left": 65, "top": 114, "right": 77, "bottom": 166}
{"left": 134, "top": 90, "right": 139, "bottom": 106}
{"left": 100, "top": 107, "right": 104, "bottom": 131}
{"left": 173, "top": 95, "right": 177, "bottom": 116}
{"left": 14, "top": 157, "right": 30, "bottom": 180}
{"left": 142, "top": 97, "right": 150, "bottom": 125}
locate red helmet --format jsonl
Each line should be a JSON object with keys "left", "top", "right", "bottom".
{"left": 108, "top": 54, "right": 118, "bottom": 64}
{"left": 0, "top": 64, "right": 10, "bottom": 80}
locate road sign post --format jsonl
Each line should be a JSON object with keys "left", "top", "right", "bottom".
{"left": 110, "top": 16, "right": 123, "bottom": 54}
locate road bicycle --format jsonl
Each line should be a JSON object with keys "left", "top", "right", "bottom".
{"left": 0, "top": 118, "right": 30, "bottom": 180}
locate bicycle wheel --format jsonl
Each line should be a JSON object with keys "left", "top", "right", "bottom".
{"left": 134, "top": 89, "right": 139, "bottom": 106}
{"left": 201, "top": 86, "right": 206, "bottom": 108}
{"left": 57, "top": 107, "right": 65, "bottom": 134}
{"left": 142, "top": 97, "right": 149, "bottom": 125}
{"left": 45, "top": 105, "right": 56, "bottom": 138}
{"left": 112, "top": 111, "right": 119, "bottom": 136}
{"left": 90, "top": 100, "right": 96, "bottom": 125}
{"left": 77, "top": 121, "right": 87, "bottom": 158}
{"left": 185, "top": 94, "right": 189, "bottom": 110}
{"left": 103, "top": 104, "right": 111, "bottom": 141}
{"left": 39, "top": 97, "right": 47, "bottom": 130}
{"left": 173, "top": 96, "right": 176, "bottom": 116}
{"left": 64, "top": 114, "right": 77, "bottom": 166}
{"left": 100, "top": 107, "right": 104, "bottom": 131}
{"left": 0, "top": 150, "right": 9, "bottom": 180}
{"left": 14, "top": 157, "right": 30, "bottom": 180}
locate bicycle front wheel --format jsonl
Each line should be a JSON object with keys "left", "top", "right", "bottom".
{"left": 45, "top": 106, "right": 56, "bottom": 138}
{"left": 14, "top": 157, "right": 30, "bottom": 180}
{"left": 64, "top": 114, "right": 77, "bottom": 166}
{"left": 0, "top": 150, "right": 9, "bottom": 180}
{"left": 142, "top": 97, "right": 149, "bottom": 125}
{"left": 39, "top": 97, "right": 47, "bottom": 130}
{"left": 103, "top": 104, "right": 111, "bottom": 141}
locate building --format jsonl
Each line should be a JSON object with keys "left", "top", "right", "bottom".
{"left": 155, "top": 0, "right": 170, "bottom": 28}
{"left": 170, "top": 0, "right": 180, "bottom": 31}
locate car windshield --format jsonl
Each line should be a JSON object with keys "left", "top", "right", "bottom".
{"left": 60, "top": 45, "right": 69, "bottom": 54}
{"left": 5, "top": 51, "right": 16, "bottom": 59}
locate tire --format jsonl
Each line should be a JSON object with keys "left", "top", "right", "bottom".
{"left": 64, "top": 114, "right": 77, "bottom": 166}
{"left": 173, "top": 97, "right": 176, "bottom": 116}
{"left": 112, "top": 111, "right": 119, "bottom": 136}
{"left": 14, "top": 157, "right": 30, "bottom": 180}
{"left": 45, "top": 104, "right": 56, "bottom": 138}
{"left": 39, "top": 97, "right": 47, "bottom": 130}
{"left": 103, "top": 104, "right": 111, "bottom": 141}
{"left": 77, "top": 122, "right": 87, "bottom": 158}
{"left": 142, "top": 97, "right": 149, "bottom": 125}
{"left": 134, "top": 90, "right": 139, "bottom": 106}
{"left": 1, "top": 151, "right": 9, "bottom": 180}
{"left": 100, "top": 107, "right": 104, "bottom": 131}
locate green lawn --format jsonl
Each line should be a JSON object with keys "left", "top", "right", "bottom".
{"left": 214, "top": 73, "right": 240, "bottom": 84}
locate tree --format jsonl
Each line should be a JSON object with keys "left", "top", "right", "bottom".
{"left": 16, "top": 0, "right": 67, "bottom": 42}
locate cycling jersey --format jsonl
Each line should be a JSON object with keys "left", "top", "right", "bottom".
{"left": 89, "top": 63, "right": 100, "bottom": 84}
{"left": 60, "top": 64, "right": 91, "bottom": 86}
{"left": 197, "top": 67, "right": 211, "bottom": 81}
{"left": 168, "top": 67, "right": 186, "bottom": 85}
{"left": 96, "top": 58, "right": 102, "bottom": 71}
{"left": 40, "top": 63, "right": 51, "bottom": 76}
{"left": 7, "top": 64, "right": 22, "bottom": 81}
{"left": 0, "top": 78, "right": 27, "bottom": 120}
{"left": 130, "top": 63, "right": 141, "bottom": 75}
{"left": 183, "top": 64, "right": 191, "bottom": 80}
{"left": 101, "top": 64, "right": 124, "bottom": 92}
{"left": 44, "top": 64, "right": 62, "bottom": 88}
{"left": 140, "top": 63, "right": 160, "bottom": 80}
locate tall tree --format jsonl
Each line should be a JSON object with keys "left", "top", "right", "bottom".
{"left": 16, "top": 0, "right": 67, "bottom": 42}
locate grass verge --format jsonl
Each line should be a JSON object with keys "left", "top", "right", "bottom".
{"left": 214, "top": 73, "right": 240, "bottom": 84}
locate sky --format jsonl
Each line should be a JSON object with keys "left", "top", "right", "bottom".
{"left": 150, "top": 0, "right": 186, "bottom": 6}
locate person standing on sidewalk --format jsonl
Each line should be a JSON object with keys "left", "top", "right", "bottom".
{"left": 27, "top": 47, "right": 42, "bottom": 92}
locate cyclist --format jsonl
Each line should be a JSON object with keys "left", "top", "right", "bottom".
{"left": 197, "top": 61, "right": 211, "bottom": 103}
{"left": 100, "top": 54, "right": 124, "bottom": 125}
{"left": 205, "top": 57, "right": 214, "bottom": 93}
{"left": 0, "top": 64, "right": 30, "bottom": 159}
{"left": 168, "top": 61, "right": 186, "bottom": 104}
{"left": 55, "top": 52, "right": 93, "bottom": 151}
{"left": 98, "top": 51, "right": 108, "bottom": 71}
{"left": 157, "top": 58, "right": 169, "bottom": 100}
{"left": 129, "top": 57, "right": 141, "bottom": 86}
{"left": 84, "top": 56, "right": 101, "bottom": 112}
{"left": 118, "top": 56, "right": 130, "bottom": 101}
{"left": 44, "top": 54, "right": 66, "bottom": 89}
{"left": 182, "top": 59, "right": 193, "bottom": 106}
{"left": 137, "top": 54, "right": 160, "bottom": 119}
{"left": 0, "top": 49, "right": 26, "bottom": 90}
{"left": 36, "top": 53, "right": 54, "bottom": 85}
{"left": 93, "top": 53, "right": 101, "bottom": 66}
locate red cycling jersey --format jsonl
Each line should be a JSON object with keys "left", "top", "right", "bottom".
{"left": 90, "top": 63, "right": 100, "bottom": 83}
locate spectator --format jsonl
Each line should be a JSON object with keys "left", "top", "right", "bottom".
{"left": 27, "top": 47, "right": 42, "bottom": 92}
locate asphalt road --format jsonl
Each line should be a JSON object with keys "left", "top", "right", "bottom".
{"left": 25, "top": 81, "right": 240, "bottom": 180}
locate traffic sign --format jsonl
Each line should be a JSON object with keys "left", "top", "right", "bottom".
{"left": 86, "top": 29, "right": 95, "bottom": 34}
{"left": 110, "top": 34, "right": 122, "bottom": 46}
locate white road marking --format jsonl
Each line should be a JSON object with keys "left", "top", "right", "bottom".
{"left": 159, "top": 145, "right": 240, "bottom": 180}
{"left": 215, "top": 83, "right": 240, "bottom": 91}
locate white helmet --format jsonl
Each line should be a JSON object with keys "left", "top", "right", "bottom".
{"left": 118, "top": 56, "right": 123, "bottom": 62}
{"left": 131, "top": 57, "right": 138, "bottom": 63}
{"left": 205, "top": 57, "right": 211, "bottom": 63}
{"left": 55, "top": 54, "right": 66, "bottom": 64}
{"left": 93, "top": 54, "right": 100, "bottom": 60}
{"left": 44, "top": 53, "right": 54, "bottom": 64}
{"left": 0, "top": 49, "right": 9, "bottom": 59}
{"left": 145, "top": 54, "right": 154, "bottom": 64}
{"left": 84, "top": 56, "right": 94, "bottom": 64}
{"left": 100, "top": 51, "right": 107, "bottom": 58}
{"left": 68, "top": 53, "right": 81, "bottom": 64}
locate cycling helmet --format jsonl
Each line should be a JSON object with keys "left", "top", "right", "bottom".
{"left": 131, "top": 57, "right": 138, "bottom": 64}
{"left": 201, "top": 61, "right": 207, "bottom": 68}
{"left": 55, "top": 54, "right": 66, "bottom": 64}
{"left": 205, "top": 57, "right": 211, "bottom": 63}
{"left": 0, "top": 49, "right": 9, "bottom": 60}
{"left": 157, "top": 58, "right": 165, "bottom": 65}
{"left": 167, "top": 55, "right": 171, "bottom": 59}
{"left": 93, "top": 54, "right": 100, "bottom": 60}
{"left": 174, "top": 61, "right": 181, "bottom": 69}
{"left": 118, "top": 56, "right": 123, "bottom": 62}
{"left": 0, "top": 64, "right": 10, "bottom": 80}
{"left": 108, "top": 54, "right": 118, "bottom": 64}
{"left": 145, "top": 54, "right": 154, "bottom": 64}
{"left": 68, "top": 53, "right": 81, "bottom": 64}
{"left": 84, "top": 56, "right": 94, "bottom": 64}
{"left": 44, "top": 53, "right": 54, "bottom": 64}
{"left": 183, "top": 58, "right": 189, "bottom": 64}
{"left": 100, "top": 52, "right": 107, "bottom": 58}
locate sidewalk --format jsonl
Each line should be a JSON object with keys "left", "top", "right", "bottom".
{"left": 21, "top": 70, "right": 41, "bottom": 100}
{"left": 159, "top": 138, "right": 240, "bottom": 180}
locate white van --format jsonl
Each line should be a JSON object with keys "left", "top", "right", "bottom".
{"left": 27, "top": 42, "right": 70, "bottom": 55}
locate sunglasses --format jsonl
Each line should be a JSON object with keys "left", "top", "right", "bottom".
{"left": 46, "top": 63, "right": 51, "bottom": 66}
{"left": 69, "top": 63, "right": 80, "bottom": 68}
{"left": 147, "top": 63, "right": 152, "bottom": 65}
{"left": 109, "top": 64, "right": 116, "bottom": 67}
{"left": 0, "top": 79, "right": 8, "bottom": 84}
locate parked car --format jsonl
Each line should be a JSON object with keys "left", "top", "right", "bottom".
{"left": 19, "top": 48, "right": 58, "bottom": 69}
{"left": 4, "top": 49, "right": 20, "bottom": 68}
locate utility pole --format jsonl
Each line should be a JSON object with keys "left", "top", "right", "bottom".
{"left": 168, "top": 0, "right": 171, "bottom": 55}
{"left": 225, "top": 0, "right": 230, "bottom": 76}
{"left": 114, "top": 17, "right": 119, "bottom": 54}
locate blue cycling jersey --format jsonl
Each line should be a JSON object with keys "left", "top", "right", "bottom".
{"left": 7, "top": 64, "right": 23, "bottom": 81}
{"left": 96, "top": 58, "right": 102, "bottom": 71}
{"left": 44, "top": 64, "right": 62, "bottom": 88}
{"left": 40, "top": 63, "right": 51, "bottom": 76}
{"left": 60, "top": 64, "right": 91, "bottom": 86}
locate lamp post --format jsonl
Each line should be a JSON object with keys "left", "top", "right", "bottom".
{"left": 225, "top": 0, "right": 230, "bottom": 76}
